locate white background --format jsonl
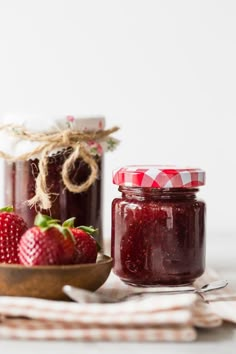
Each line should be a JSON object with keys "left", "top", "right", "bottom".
{"left": 1, "top": 1, "right": 236, "bottom": 351}
{"left": 0, "top": 0, "right": 236, "bottom": 247}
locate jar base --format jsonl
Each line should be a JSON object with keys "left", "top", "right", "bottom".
{"left": 114, "top": 269, "right": 204, "bottom": 287}
{"left": 122, "top": 280, "right": 194, "bottom": 287}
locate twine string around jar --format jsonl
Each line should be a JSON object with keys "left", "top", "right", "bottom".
{"left": 0, "top": 124, "right": 119, "bottom": 210}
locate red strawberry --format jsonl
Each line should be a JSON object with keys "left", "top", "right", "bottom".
{"left": 18, "top": 214, "right": 75, "bottom": 266}
{"left": 71, "top": 228, "right": 98, "bottom": 264}
{"left": 19, "top": 227, "right": 63, "bottom": 266}
{"left": 0, "top": 206, "right": 28, "bottom": 264}
{"left": 63, "top": 219, "right": 99, "bottom": 264}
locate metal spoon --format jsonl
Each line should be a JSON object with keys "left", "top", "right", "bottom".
{"left": 63, "top": 280, "right": 228, "bottom": 303}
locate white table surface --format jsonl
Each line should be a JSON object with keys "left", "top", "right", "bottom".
{"left": 1, "top": 234, "right": 236, "bottom": 354}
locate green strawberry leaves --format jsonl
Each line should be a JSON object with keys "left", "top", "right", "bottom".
{"left": 34, "top": 213, "right": 100, "bottom": 250}
{"left": 62, "top": 217, "right": 76, "bottom": 228}
{"left": 34, "top": 213, "right": 60, "bottom": 231}
{"left": 63, "top": 218, "right": 101, "bottom": 252}
{"left": 0, "top": 206, "right": 14, "bottom": 213}
{"left": 77, "top": 225, "right": 98, "bottom": 236}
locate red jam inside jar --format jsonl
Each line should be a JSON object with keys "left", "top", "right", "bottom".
{"left": 4, "top": 149, "right": 103, "bottom": 245}
{"left": 111, "top": 166, "right": 206, "bottom": 286}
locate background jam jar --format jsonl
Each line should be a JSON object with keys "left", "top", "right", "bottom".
{"left": 1, "top": 116, "right": 119, "bottom": 248}
{"left": 111, "top": 166, "right": 206, "bottom": 286}
{"left": 4, "top": 151, "right": 103, "bottom": 244}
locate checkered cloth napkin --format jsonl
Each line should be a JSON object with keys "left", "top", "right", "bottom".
{"left": 0, "top": 269, "right": 233, "bottom": 342}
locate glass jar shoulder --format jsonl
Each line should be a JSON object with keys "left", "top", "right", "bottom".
{"left": 112, "top": 196, "right": 205, "bottom": 223}
{"left": 112, "top": 195, "right": 205, "bottom": 208}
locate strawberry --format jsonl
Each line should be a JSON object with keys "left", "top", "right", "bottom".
{"left": 72, "top": 228, "right": 98, "bottom": 264}
{"left": 18, "top": 214, "right": 75, "bottom": 266}
{"left": 0, "top": 206, "right": 28, "bottom": 264}
{"left": 63, "top": 219, "right": 99, "bottom": 264}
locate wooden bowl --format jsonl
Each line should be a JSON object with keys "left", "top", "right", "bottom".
{"left": 0, "top": 254, "right": 112, "bottom": 300}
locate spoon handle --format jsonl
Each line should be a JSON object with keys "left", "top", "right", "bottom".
{"left": 63, "top": 280, "right": 229, "bottom": 304}
{"left": 196, "top": 280, "right": 228, "bottom": 294}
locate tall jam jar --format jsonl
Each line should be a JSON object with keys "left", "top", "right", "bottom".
{"left": 111, "top": 166, "right": 206, "bottom": 286}
{"left": 0, "top": 115, "right": 118, "bottom": 247}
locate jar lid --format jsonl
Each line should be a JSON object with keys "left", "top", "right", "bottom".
{"left": 0, "top": 114, "right": 105, "bottom": 133}
{"left": 113, "top": 165, "right": 205, "bottom": 188}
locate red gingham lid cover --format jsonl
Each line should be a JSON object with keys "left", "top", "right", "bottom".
{"left": 113, "top": 165, "right": 205, "bottom": 188}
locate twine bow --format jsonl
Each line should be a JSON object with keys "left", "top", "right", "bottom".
{"left": 0, "top": 124, "right": 119, "bottom": 210}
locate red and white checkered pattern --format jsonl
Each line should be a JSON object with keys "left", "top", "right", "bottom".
{"left": 0, "top": 270, "right": 228, "bottom": 342}
{"left": 113, "top": 166, "right": 205, "bottom": 188}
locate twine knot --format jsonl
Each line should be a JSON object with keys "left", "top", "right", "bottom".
{"left": 0, "top": 124, "right": 119, "bottom": 210}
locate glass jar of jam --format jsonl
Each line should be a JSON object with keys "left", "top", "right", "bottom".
{"left": 0, "top": 115, "right": 119, "bottom": 247}
{"left": 4, "top": 151, "right": 103, "bottom": 243}
{"left": 111, "top": 166, "right": 206, "bottom": 286}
